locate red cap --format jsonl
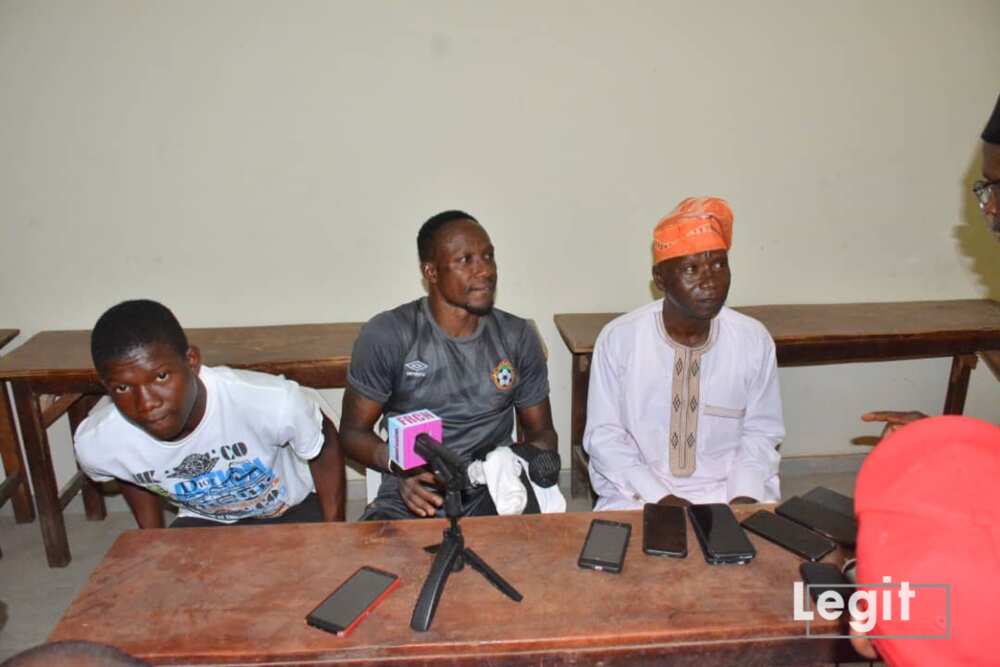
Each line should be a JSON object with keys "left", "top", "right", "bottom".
{"left": 855, "top": 416, "right": 1000, "bottom": 665}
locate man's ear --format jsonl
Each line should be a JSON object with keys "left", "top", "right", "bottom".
{"left": 185, "top": 345, "right": 202, "bottom": 375}
{"left": 421, "top": 261, "right": 437, "bottom": 285}
{"left": 651, "top": 262, "right": 667, "bottom": 293}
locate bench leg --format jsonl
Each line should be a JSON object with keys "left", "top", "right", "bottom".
{"left": 12, "top": 381, "right": 70, "bottom": 567}
{"left": 569, "top": 354, "right": 594, "bottom": 500}
{"left": 0, "top": 382, "right": 34, "bottom": 522}
{"left": 980, "top": 350, "right": 1000, "bottom": 382}
{"left": 570, "top": 461, "right": 587, "bottom": 498}
{"left": 68, "top": 395, "right": 106, "bottom": 521}
{"left": 943, "top": 354, "right": 978, "bottom": 415}
{"left": 571, "top": 445, "right": 595, "bottom": 503}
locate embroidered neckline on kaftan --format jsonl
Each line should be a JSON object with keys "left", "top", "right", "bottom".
{"left": 655, "top": 311, "right": 719, "bottom": 477}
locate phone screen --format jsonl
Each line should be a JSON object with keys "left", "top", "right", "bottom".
{"left": 643, "top": 503, "right": 687, "bottom": 557}
{"left": 688, "top": 504, "right": 755, "bottom": 562}
{"left": 741, "top": 510, "right": 836, "bottom": 561}
{"left": 777, "top": 496, "right": 857, "bottom": 546}
{"left": 307, "top": 567, "right": 399, "bottom": 635}
{"left": 579, "top": 519, "right": 631, "bottom": 572}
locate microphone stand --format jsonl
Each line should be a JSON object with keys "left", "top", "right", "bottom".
{"left": 410, "top": 435, "right": 523, "bottom": 632}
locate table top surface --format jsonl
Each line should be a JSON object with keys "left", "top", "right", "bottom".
{"left": 555, "top": 299, "right": 1000, "bottom": 355}
{"left": 50, "top": 508, "right": 842, "bottom": 666}
{"left": 0, "top": 329, "right": 17, "bottom": 351}
{"left": 0, "top": 322, "right": 363, "bottom": 380}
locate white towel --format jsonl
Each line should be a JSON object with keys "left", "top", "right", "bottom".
{"left": 468, "top": 446, "right": 567, "bottom": 515}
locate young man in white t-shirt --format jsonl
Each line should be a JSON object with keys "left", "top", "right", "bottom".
{"left": 74, "top": 300, "right": 345, "bottom": 527}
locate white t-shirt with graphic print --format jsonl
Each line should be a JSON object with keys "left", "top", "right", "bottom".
{"left": 74, "top": 365, "right": 322, "bottom": 523}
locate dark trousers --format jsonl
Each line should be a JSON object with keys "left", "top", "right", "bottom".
{"left": 360, "top": 473, "right": 540, "bottom": 521}
{"left": 170, "top": 493, "right": 324, "bottom": 528}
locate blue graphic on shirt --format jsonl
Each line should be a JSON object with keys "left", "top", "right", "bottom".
{"left": 170, "top": 456, "right": 286, "bottom": 522}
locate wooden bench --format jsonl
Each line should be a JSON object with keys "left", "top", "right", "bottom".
{"left": 555, "top": 299, "right": 1000, "bottom": 499}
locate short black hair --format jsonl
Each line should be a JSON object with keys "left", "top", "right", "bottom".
{"left": 90, "top": 300, "right": 188, "bottom": 372}
{"left": 417, "top": 210, "right": 478, "bottom": 262}
{"left": 0, "top": 640, "right": 149, "bottom": 666}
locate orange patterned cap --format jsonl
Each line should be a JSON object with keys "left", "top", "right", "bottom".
{"left": 653, "top": 196, "right": 733, "bottom": 264}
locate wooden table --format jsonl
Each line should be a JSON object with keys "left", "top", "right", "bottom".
{"left": 0, "top": 329, "right": 36, "bottom": 550}
{"left": 0, "top": 323, "right": 363, "bottom": 567}
{"left": 555, "top": 299, "right": 1000, "bottom": 498}
{"left": 50, "top": 508, "right": 852, "bottom": 666}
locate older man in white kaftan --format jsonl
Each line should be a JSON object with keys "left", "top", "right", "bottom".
{"left": 584, "top": 197, "right": 785, "bottom": 510}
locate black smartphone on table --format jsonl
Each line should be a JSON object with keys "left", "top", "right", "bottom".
{"left": 801, "top": 486, "right": 854, "bottom": 520}
{"left": 741, "top": 510, "right": 836, "bottom": 562}
{"left": 578, "top": 518, "right": 631, "bottom": 573}
{"left": 306, "top": 566, "right": 400, "bottom": 637}
{"left": 799, "top": 562, "right": 850, "bottom": 606}
{"left": 643, "top": 503, "right": 687, "bottom": 558}
{"left": 776, "top": 496, "right": 857, "bottom": 546}
{"left": 687, "top": 503, "right": 756, "bottom": 565}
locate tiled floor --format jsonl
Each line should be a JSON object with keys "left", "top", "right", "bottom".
{"left": 0, "top": 463, "right": 862, "bottom": 662}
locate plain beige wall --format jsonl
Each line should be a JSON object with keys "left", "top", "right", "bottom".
{"left": 2, "top": 0, "right": 999, "bottom": 502}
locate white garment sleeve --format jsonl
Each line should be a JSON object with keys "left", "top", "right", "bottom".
{"left": 278, "top": 380, "right": 325, "bottom": 461}
{"left": 73, "top": 400, "right": 117, "bottom": 483}
{"left": 75, "top": 446, "right": 116, "bottom": 483}
{"left": 726, "top": 335, "right": 784, "bottom": 502}
{"left": 584, "top": 331, "right": 669, "bottom": 505}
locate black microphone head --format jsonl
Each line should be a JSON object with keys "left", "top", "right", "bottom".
{"left": 414, "top": 433, "right": 467, "bottom": 489}
{"left": 511, "top": 443, "right": 561, "bottom": 488}
{"left": 527, "top": 450, "right": 560, "bottom": 488}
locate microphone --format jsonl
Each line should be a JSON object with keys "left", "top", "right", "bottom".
{"left": 509, "top": 443, "right": 561, "bottom": 488}
{"left": 414, "top": 433, "right": 469, "bottom": 515}
{"left": 387, "top": 410, "right": 443, "bottom": 471}
{"left": 413, "top": 433, "right": 466, "bottom": 478}
{"left": 387, "top": 410, "right": 469, "bottom": 496}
